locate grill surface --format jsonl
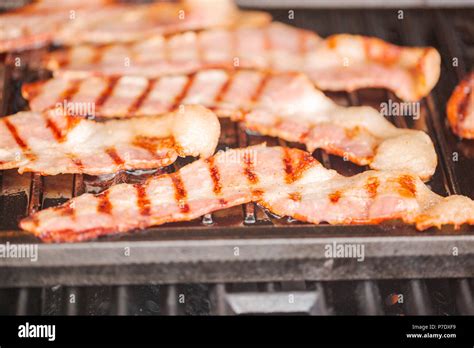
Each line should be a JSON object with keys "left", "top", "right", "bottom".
{"left": 1, "top": 8, "right": 474, "bottom": 287}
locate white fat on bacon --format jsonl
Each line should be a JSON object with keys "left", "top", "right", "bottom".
{"left": 20, "top": 145, "right": 474, "bottom": 243}
{"left": 23, "top": 70, "right": 437, "bottom": 179}
{"left": 46, "top": 22, "right": 440, "bottom": 101}
{"left": 0, "top": 105, "right": 219, "bottom": 175}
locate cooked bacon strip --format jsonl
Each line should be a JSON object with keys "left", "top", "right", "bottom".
{"left": 0, "top": 105, "right": 219, "bottom": 175}
{"left": 20, "top": 145, "right": 474, "bottom": 243}
{"left": 23, "top": 70, "right": 437, "bottom": 179}
{"left": 447, "top": 72, "right": 474, "bottom": 139}
{"left": 0, "top": 0, "right": 270, "bottom": 53}
{"left": 46, "top": 22, "right": 440, "bottom": 101}
{"left": 0, "top": 1, "right": 111, "bottom": 53}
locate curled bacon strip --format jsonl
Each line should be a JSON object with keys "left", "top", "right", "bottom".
{"left": 23, "top": 70, "right": 437, "bottom": 179}
{"left": 447, "top": 72, "right": 474, "bottom": 139}
{"left": 45, "top": 22, "right": 440, "bottom": 101}
{"left": 20, "top": 145, "right": 474, "bottom": 243}
{"left": 0, "top": 105, "right": 220, "bottom": 175}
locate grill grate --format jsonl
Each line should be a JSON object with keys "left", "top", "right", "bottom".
{"left": 0, "top": 278, "right": 473, "bottom": 315}
{"left": 0, "top": 9, "right": 474, "bottom": 288}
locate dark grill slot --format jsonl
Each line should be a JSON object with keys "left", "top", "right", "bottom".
{"left": 0, "top": 8, "right": 473, "bottom": 318}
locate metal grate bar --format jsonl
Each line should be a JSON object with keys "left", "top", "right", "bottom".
{"left": 355, "top": 281, "right": 384, "bottom": 315}
{"left": 211, "top": 283, "right": 227, "bottom": 315}
{"left": 454, "top": 279, "right": 474, "bottom": 315}
{"left": 15, "top": 288, "right": 29, "bottom": 315}
{"left": 165, "top": 284, "right": 178, "bottom": 315}
{"left": 405, "top": 280, "right": 434, "bottom": 315}
{"left": 65, "top": 286, "right": 79, "bottom": 315}
{"left": 115, "top": 285, "right": 129, "bottom": 315}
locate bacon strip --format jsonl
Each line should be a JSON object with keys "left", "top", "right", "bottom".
{"left": 0, "top": 1, "right": 112, "bottom": 53}
{"left": 45, "top": 22, "right": 440, "bottom": 101}
{"left": 447, "top": 72, "right": 474, "bottom": 139}
{"left": 20, "top": 145, "right": 474, "bottom": 243}
{"left": 0, "top": 0, "right": 270, "bottom": 53}
{"left": 0, "top": 105, "right": 219, "bottom": 175}
{"left": 23, "top": 70, "right": 437, "bottom": 179}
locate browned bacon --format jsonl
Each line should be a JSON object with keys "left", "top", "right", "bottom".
{"left": 447, "top": 72, "right": 474, "bottom": 139}
{"left": 23, "top": 70, "right": 437, "bottom": 179}
{"left": 45, "top": 22, "right": 440, "bottom": 101}
{"left": 0, "top": 0, "right": 270, "bottom": 53}
{"left": 0, "top": 105, "right": 220, "bottom": 175}
{"left": 20, "top": 145, "right": 474, "bottom": 243}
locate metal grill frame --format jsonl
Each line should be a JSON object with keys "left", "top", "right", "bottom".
{"left": 1, "top": 7, "right": 474, "bottom": 287}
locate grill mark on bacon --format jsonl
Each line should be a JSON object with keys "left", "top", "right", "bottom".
{"left": 206, "top": 156, "right": 222, "bottom": 195}
{"left": 94, "top": 76, "right": 120, "bottom": 109}
{"left": 365, "top": 176, "right": 379, "bottom": 199}
{"left": 329, "top": 191, "right": 341, "bottom": 203}
{"left": 69, "top": 155, "right": 84, "bottom": 170}
{"left": 299, "top": 124, "right": 314, "bottom": 143}
{"left": 66, "top": 114, "right": 81, "bottom": 132}
{"left": 252, "top": 188, "right": 264, "bottom": 199}
{"left": 243, "top": 152, "right": 258, "bottom": 185}
{"left": 105, "top": 147, "right": 124, "bottom": 166}
{"left": 251, "top": 74, "right": 269, "bottom": 103}
{"left": 171, "top": 74, "right": 195, "bottom": 109}
{"left": 282, "top": 147, "right": 314, "bottom": 184}
{"left": 282, "top": 147, "right": 293, "bottom": 182}
{"left": 398, "top": 174, "right": 416, "bottom": 198}
{"left": 46, "top": 114, "right": 82, "bottom": 143}
{"left": 43, "top": 113, "right": 63, "bottom": 142}
{"left": 57, "top": 79, "right": 82, "bottom": 104}
{"left": 96, "top": 190, "right": 112, "bottom": 215}
{"left": 289, "top": 192, "right": 302, "bottom": 202}
{"left": 90, "top": 46, "right": 105, "bottom": 65}
{"left": 135, "top": 184, "right": 151, "bottom": 216}
{"left": 128, "top": 78, "right": 156, "bottom": 115}
{"left": 132, "top": 136, "right": 173, "bottom": 159}
{"left": 3, "top": 118, "right": 28, "bottom": 150}
{"left": 170, "top": 172, "right": 190, "bottom": 213}
{"left": 214, "top": 71, "right": 234, "bottom": 103}
{"left": 3, "top": 118, "right": 36, "bottom": 161}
